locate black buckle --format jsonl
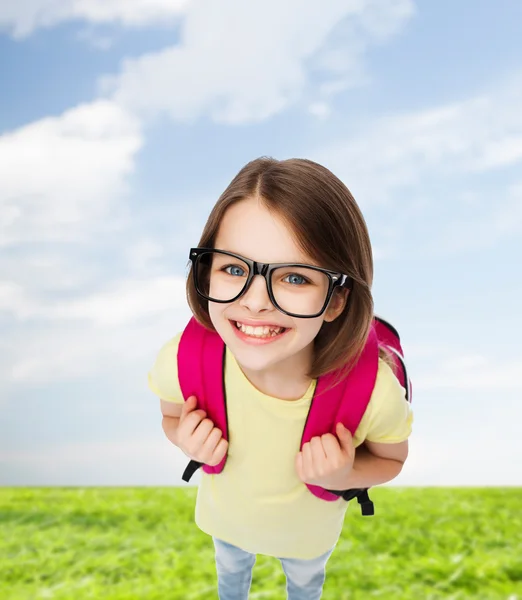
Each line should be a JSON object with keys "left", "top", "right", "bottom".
{"left": 181, "top": 459, "right": 203, "bottom": 482}
{"left": 327, "top": 488, "right": 375, "bottom": 516}
{"left": 356, "top": 489, "right": 375, "bottom": 516}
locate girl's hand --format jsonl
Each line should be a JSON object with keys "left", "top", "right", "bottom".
{"left": 177, "top": 395, "right": 228, "bottom": 466}
{"left": 295, "top": 423, "right": 355, "bottom": 490}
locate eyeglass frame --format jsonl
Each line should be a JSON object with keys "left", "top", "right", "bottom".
{"left": 189, "top": 247, "right": 354, "bottom": 319}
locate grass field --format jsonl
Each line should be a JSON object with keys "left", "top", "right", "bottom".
{"left": 1, "top": 487, "right": 520, "bottom": 599}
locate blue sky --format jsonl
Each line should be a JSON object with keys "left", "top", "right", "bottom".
{"left": 1, "top": 0, "right": 521, "bottom": 487}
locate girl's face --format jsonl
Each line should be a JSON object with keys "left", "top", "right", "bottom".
{"left": 208, "top": 196, "right": 347, "bottom": 381}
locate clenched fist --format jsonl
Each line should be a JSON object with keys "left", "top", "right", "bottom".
{"left": 295, "top": 423, "right": 355, "bottom": 490}
{"left": 177, "top": 395, "right": 229, "bottom": 466}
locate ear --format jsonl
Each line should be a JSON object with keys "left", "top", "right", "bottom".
{"left": 324, "top": 288, "right": 349, "bottom": 322}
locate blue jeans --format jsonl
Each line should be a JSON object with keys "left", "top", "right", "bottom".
{"left": 213, "top": 538, "right": 334, "bottom": 600}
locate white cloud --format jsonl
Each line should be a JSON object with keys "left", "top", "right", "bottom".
{"left": 0, "top": 0, "right": 190, "bottom": 38}
{"left": 48, "top": 276, "right": 187, "bottom": 325}
{"left": 314, "top": 73, "right": 522, "bottom": 204}
{"left": 0, "top": 275, "right": 186, "bottom": 324}
{"left": 397, "top": 433, "right": 522, "bottom": 486}
{"left": 0, "top": 251, "right": 100, "bottom": 294}
{"left": 0, "top": 281, "right": 28, "bottom": 314}
{"left": 415, "top": 354, "right": 522, "bottom": 391}
{"left": 309, "top": 73, "right": 522, "bottom": 257}
{"left": 104, "top": 0, "right": 414, "bottom": 124}
{"left": 125, "top": 238, "right": 165, "bottom": 271}
{"left": 75, "top": 28, "right": 115, "bottom": 51}
{"left": 0, "top": 275, "right": 190, "bottom": 384}
{"left": 436, "top": 182, "right": 522, "bottom": 253}
{"left": 0, "top": 100, "right": 142, "bottom": 246}
{"left": 308, "top": 102, "right": 331, "bottom": 120}
{"left": 0, "top": 438, "right": 198, "bottom": 486}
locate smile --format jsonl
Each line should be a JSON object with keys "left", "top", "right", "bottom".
{"left": 229, "top": 320, "right": 290, "bottom": 344}
{"left": 234, "top": 321, "right": 287, "bottom": 338}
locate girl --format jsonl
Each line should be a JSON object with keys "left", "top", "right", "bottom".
{"left": 148, "top": 157, "right": 413, "bottom": 600}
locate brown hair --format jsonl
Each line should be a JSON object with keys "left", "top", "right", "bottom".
{"left": 187, "top": 156, "right": 381, "bottom": 379}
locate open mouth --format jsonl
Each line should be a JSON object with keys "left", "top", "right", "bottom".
{"left": 231, "top": 320, "right": 288, "bottom": 339}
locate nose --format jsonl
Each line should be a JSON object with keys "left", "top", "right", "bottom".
{"left": 238, "top": 274, "right": 274, "bottom": 313}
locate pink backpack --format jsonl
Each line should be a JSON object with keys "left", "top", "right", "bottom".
{"left": 177, "top": 315, "right": 411, "bottom": 515}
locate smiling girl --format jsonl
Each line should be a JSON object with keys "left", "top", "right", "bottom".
{"left": 148, "top": 157, "right": 413, "bottom": 600}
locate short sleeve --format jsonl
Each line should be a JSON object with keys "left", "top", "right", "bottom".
{"left": 353, "top": 359, "right": 413, "bottom": 445}
{"left": 147, "top": 333, "right": 184, "bottom": 404}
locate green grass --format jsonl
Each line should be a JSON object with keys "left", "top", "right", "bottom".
{"left": 0, "top": 488, "right": 520, "bottom": 599}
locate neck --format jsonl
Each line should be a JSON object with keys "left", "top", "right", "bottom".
{"left": 237, "top": 345, "right": 314, "bottom": 401}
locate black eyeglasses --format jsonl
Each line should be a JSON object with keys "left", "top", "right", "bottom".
{"left": 189, "top": 247, "right": 353, "bottom": 318}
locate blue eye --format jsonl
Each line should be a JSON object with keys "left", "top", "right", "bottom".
{"left": 224, "top": 265, "right": 246, "bottom": 277}
{"left": 283, "top": 273, "right": 308, "bottom": 285}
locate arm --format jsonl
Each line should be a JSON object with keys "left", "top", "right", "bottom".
{"left": 160, "top": 400, "right": 183, "bottom": 446}
{"left": 342, "top": 439, "right": 408, "bottom": 489}
{"left": 342, "top": 360, "right": 412, "bottom": 489}
{"left": 295, "top": 424, "right": 409, "bottom": 490}
{"left": 150, "top": 336, "right": 225, "bottom": 459}
{"left": 296, "top": 363, "right": 412, "bottom": 491}
{"left": 160, "top": 397, "right": 229, "bottom": 465}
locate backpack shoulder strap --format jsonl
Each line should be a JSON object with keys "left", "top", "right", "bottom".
{"left": 303, "top": 325, "right": 379, "bottom": 440}
{"left": 177, "top": 317, "right": 228, "bottom": 480}
{"left": 302, "top": 325, "right": 379, "bottom": 508}
{"left": 322, "top": 316, "right": 411, "bottom": 516}
{"left": 374, "top": 315, "right": 412, "bottom": 402}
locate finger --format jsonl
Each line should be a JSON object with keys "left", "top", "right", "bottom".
{"left": 310, "top": 436, "right": 327, "bottom": 473}
{"left": 178, "top": 409, "right": 207, "bottom": 438}
{"left": 321, "top": 433, "right": 342, "bottom": 460}
{"left": 207, "top": 436, "right": 229, "bottom": 466}
{"left": 188, "top": 418, "right": 215, "bottom": 449}
{"left": 198, "top": 426, "right": 224, "bottom": 459}
{"left": 180, "top": 395, "right": 198, "bottom": 419}
{"left": 336, "top": 423, "right": 354, "bottom": 453}
{"left": 302, "top": 441, "right": 315, "bottom": 478}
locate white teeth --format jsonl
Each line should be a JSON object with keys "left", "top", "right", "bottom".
{"left": 235, "top": 322, "right": 284, "bottom": 338}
